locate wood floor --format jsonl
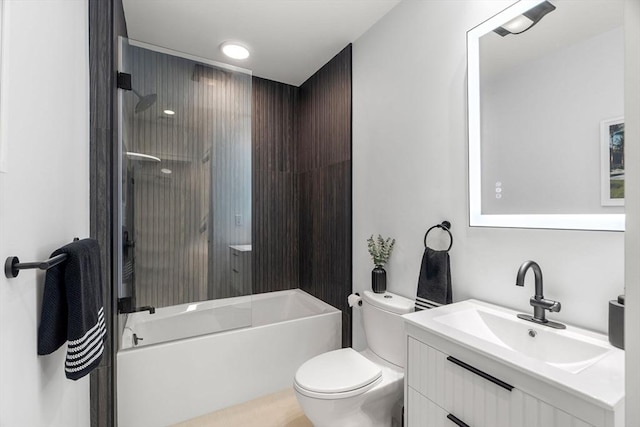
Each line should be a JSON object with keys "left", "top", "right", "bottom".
{"left": 172, "top": 388, "right": 312, "bottom": 427}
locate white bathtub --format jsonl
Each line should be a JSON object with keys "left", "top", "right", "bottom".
{"left": 117, "top": 289, "right": 341, "bottom": 426}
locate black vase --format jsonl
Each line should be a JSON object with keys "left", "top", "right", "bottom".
{"left": 372, "top": 266, "right": 387, "bottom": 293}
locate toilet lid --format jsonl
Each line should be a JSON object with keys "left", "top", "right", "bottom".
{"left": 294, "top": 348, "right": 382, "bottom": 394}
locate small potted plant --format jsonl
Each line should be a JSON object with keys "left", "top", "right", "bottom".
{"left": 367, "top": 234, "right": 396, "bottom": 293}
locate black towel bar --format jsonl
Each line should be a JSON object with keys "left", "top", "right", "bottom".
{"left": 4, "top": 254, "right": 68, "bottom": 278}
{"left": 424, "top": 221, "right": 453, "bottom": 252}
{"left": 5, "top": 238, "right": 80, "bottom": 278}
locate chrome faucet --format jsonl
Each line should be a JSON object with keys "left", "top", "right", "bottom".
{"left": 515, "top": 260, "right": 565, "bottom": 329}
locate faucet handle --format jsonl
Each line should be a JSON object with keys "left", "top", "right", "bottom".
{"left": 530, "top": 296, "right": 561, "bottom": 312}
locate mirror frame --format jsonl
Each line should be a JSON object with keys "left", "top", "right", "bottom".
{"left": 467, "top": 0, "right": 625, "bottom": 231}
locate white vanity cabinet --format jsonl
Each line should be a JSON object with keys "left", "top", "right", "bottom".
{"left": 406, "top": 337, "right": 595, "bottom": 427}
{"left": 403, "top": 301, "right": 624, "bottom": 427}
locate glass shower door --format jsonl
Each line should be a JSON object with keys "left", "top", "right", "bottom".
{"left": 117, "top": 37, "right": 252, "bottom": 346}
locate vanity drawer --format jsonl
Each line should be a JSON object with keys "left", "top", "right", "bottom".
{"left": 407, "top": 337, "right": 513, "bottom": 415}
{"left": 406, "top": 337, "right": 596, "bottom": 427}
{"left": 407, "top": 387, "right": 456, "bottom": 427}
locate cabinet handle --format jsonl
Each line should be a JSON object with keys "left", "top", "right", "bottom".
{"left": 447, "top": 414, "right": 470, "bottom": 427}
{"left": 446, "top": 356, "right": 513, "bottom": 391}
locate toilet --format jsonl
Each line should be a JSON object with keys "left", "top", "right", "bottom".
{"left": 294, "top": 290, "right": 414, "bottom": 427}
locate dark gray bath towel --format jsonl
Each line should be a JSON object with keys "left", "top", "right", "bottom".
{"left": 37, "top": 238, "right": 106, "bottom": 380}
{"left": 415, "top": 247, "right": 452, "bottom": 310}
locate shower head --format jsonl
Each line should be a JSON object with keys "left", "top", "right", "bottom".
{"left": 132, "top": 89, "right": 157, "bottom": 113}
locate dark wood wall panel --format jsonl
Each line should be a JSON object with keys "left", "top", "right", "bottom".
{"left": 252, "top": 78, "right": 300, "bottom": 294}
{"left": 252, "top": 45, "right": 352, "bottom": 349}
{"left": 297, "top": 45, "right": 352, "bottom": 347}
{"left": 298, "top": 161, "right": 352, "bottom": 347}
{"left": 253, "top": 78, "right": 298, "bottom": 173}
{"left": 88, "top": 0, "right": 127, "bottom": 425}
{"left": 297, "top": 45, "right": 353, "bottom": 173}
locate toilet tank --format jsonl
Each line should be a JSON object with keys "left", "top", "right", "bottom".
{"left": 362, "top": 291, "right": 414, "bottom": 367}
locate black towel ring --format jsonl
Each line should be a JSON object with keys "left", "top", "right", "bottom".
{"left": 424, "top": 221, "right": 452, "bottom": 252}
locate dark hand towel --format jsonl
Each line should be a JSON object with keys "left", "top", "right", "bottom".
{"left": 415, "top": 247, "right": 452, "bottom": 310}
{"left": 37, "top": 238, "right": 106, "bottom": 380}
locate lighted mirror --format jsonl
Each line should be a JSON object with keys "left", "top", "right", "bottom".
{"left": 468, "top": 0, "right": 624, "bottom": 231}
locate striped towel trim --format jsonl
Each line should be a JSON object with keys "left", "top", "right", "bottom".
{"left": 65, "top": 307, "right": 106, "bottom": 376}
{"left": 67, "top": 308, "right": 104, "bottom": 349}
{"left": 415, "top": 297, "right": 442, "bottom": 311}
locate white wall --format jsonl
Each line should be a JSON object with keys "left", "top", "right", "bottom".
{"left": 624, "top": 0, "right": 640, "bottom": 423}
{"left": 352, "top": 0, "right": 625, "bottom": 351}
{"left": 0, "top": 1, "right": 90, "bottom": 426}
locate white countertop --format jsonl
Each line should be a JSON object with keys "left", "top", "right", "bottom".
{"left": 403, "top": 299, "right": 625, "bottom": 411}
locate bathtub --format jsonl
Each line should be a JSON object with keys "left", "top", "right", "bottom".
{"left": 117, "top": 289, "right": 341, "bottom": 426}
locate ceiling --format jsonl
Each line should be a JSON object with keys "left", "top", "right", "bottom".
{"left": 122, "top": 0, "right": 401, "bottom": 86}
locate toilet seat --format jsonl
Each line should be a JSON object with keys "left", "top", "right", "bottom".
{"left": 294, "top": 348, "right": 382, "bottom": 400}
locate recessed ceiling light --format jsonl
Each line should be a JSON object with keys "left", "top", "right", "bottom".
{"left": 221, "top": 42, "right": 250, "bottom": 60}
{"left": 126, "top": 152, "right": 161, "bottom": 162}
{"left": 163, "top": 109, "right": 175, "bottom": 116}
{"left": 160, "top": 168, "right": 172, "bottom": 174}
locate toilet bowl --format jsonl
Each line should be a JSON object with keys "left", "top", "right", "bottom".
{"left": 294, "top": 291, "right": 414, "bottom": 427}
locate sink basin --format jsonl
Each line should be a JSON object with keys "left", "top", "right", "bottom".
{"left": 433, "top": 306, "right": 610, "bottom": 373}
{"left": 403, "top": 299, "right": 624, "bottom": 413}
